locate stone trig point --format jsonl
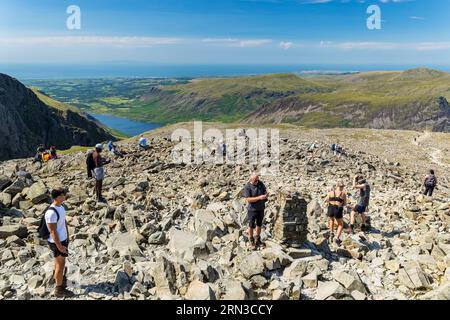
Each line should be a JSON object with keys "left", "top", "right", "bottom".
{"left": 273, "top": 191, "right": 308, "bottom": 247}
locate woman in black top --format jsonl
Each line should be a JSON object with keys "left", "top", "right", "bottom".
{"left": 326, "top": 181, "right": 347, "bottom": 246}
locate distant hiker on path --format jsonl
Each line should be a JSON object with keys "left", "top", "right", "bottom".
{"left": 326, "top": 181, "right": 347, "bottom": 245}
{"left": 423, "top": 169, "right": 437, "bottom": 197}
{"left": 44, "top": 188, "right": 74, "bottom": 298}
{"left": 139, "top": 136, "right": 150, "bottom": 150}
{"left": 349, "top": 175, "right": 371, "bottom": 233}
{"left": 243, "top": 174, "right": 268, "bottom": 250}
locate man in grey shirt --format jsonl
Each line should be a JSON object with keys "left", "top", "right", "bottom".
{"left": 349, "top": 175, "right": 371, "bottom": 233}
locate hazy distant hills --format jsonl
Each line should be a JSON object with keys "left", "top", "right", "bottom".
{"left": 127, "top": 68, "right": 450, "bottom": 131}
{"left": 24, "top": 68, "right": 450, "bottom": 132}
{"left": 0, "top": 73, "right": 115, "bottom": 161}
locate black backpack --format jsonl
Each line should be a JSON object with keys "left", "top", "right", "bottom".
{"left": 38, "top": 206, "right": 60, "bottom": 240}
{"left": 86, "top": 151, "right": 96, "bottom": 178}
{"left": 425, "top": 175, "right": 436, "bottom": 187}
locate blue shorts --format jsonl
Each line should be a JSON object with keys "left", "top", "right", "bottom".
{"left": 355, "top": 205, "right": 367, "bottom": 214}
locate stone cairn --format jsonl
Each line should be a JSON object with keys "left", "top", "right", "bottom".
{"left": 273, "top": 191, "right": 308, "bottom": 247}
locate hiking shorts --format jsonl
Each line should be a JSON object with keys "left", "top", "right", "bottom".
{"left": 93, "top": 167, "right": 104, "bottom": 181}
{"left": 327, "top": 205, "right": 344, "bottom": 219}
{"left": 248, "top": 210, "right": 264, "bottom": 229}
{"left": 355, "top": 205, "right": 367, "bottom": 214}
{"left": 48, "top": 239, "right": 69, "bottom": 258}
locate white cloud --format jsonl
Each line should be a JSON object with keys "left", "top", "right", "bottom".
{"left": 0, "top": 36, "right": 182, "bottom": 47}
{"left": 279, "top": 41, "right": 294, "bottom": 50}
{"left": 202, "top": 38, "right": 272, "bottom": 47}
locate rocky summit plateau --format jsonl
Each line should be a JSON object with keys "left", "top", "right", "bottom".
{"left": 0, "top": 122, "right": 449, "bottom": 300}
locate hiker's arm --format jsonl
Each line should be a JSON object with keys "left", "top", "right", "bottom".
{"left": 343, "top": 194, "right": 347, "bottom": 207}
{"left": 245, "top": 195, "right": 266, "bottom": 203}
{"left": 48, "top": 223, "right": 67, "bottom": 254}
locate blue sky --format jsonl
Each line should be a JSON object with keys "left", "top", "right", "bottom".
{"left": 1, "top": 0, "right": 449, "bottom": 65}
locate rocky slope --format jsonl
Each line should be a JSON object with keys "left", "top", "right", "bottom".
{"left": 245, "top": 95, "right": 450, "bottom": 131}
{"left": 0, "top": 123, "right": 449, "bottom": 300}
{"left": 0, "top": 73, "right": 115, "bottom": 161}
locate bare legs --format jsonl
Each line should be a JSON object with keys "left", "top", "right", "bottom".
{"left": 54, "top": 256, "right": 66, "bottom": 287}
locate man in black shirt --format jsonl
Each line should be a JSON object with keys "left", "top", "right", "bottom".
{"left": 243, "top": 174, "right": 268, "bottom": 250}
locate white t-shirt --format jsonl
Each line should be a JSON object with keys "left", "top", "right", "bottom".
{"left": 44, "top": 204, "right": 67, "bottom": 243}
{"left": 139, "top": 137, "right": 148, "bottom": 147}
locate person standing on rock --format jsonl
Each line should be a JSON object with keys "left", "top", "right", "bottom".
{"left": 349, "top": 175, "right": 371, "bottom": 233}
{"left": 45, "top": 188, "right": 75, "bottom": 298}
{"left": 326, "top": 181, "right": 347, "bottom": 245}
{"left": 92, "top": 143, "right": 110, "bottom": 203}
{"left": 243, "top": 174, "right": 268, "bottom": 250}
{"left": 423, "top": 169, "right": 437, "bottom": 197}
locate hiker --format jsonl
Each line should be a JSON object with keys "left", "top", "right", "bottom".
{"left": 42, "top": 151, "right": 51, "bottom": 162}
{"left": 221, "top": 142, "right": 227, "bottom": 157}
{"left": 107, "top": 140, "right": 124, "bottom": 158}
{"left": 243, "top": 174, "right": 268, "bottom": 250}
{"left": 326, "top": 181, "right": 347, "bottom": 245}
{"left": 91, "top": 144, "right": 110, "bottom": 202}
{"left": 423, "top": 169, "right": 437, "bottom": 197}
{"left": 44, "top": 188, "right": 74, "bottom": 298}
{"left": 349, "top": 175, "right": 371, "bottom": 233}
{"left": 49, "top": 146, "right": 58, "bottom": 160}
{"left": 139, "top": 136, "right": 150, "bottom": 150}
{"left": 33, "top": 144, "right": 46, "bottom": 163}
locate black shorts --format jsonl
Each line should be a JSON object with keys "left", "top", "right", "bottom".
{"left": 248, "top": 210, "right": 264, "bottom": 228}
{"left": 48, "top": 239, "right": 69, "bottom": 258}
{"left": 327, "top": 205, "right": 344, "bottom": 219}
{"left": 355, "top": 205, "right": 367, "bottom": 214}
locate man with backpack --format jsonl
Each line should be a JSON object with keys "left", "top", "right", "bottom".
{"left": 86, "top": 144, "right": 110, "bottom": 203}
{"left": 41, "top": 188, "right": 74, "bottom": 298}
{"left": 423, "top": 169, "right": 437, "bottom": 197}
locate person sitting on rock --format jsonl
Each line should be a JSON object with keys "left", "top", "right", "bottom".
{"left": 33, "top": 144, "right": 46, "bottom": 163}
{"left": 349, "top": 175, "right": 371, "bottom": 233}
{"left": 326, "top": 181, "right": 347, "bottom": 245}
{"left": 423, "top": 169, "right": 437, "bottom": 197}
{"left": 45, "top": 188, "right": 75, "bottom": 298}
{"left": 139, "top": 136, "right": 150, "bottom": 151}
{"left": 49, "top": 146, "right": 58, "bottom": 160}
{"left": 108, "top": 140, "right": 124, "bottom": 158}
{"left": 42, "top": 151, "right": 51, "bottom": 162}
{"left": 243, "top": 174, "right": 268, "bottom": 250}
{"left": 92, "top": 143, "right": 110, "bottom": 203}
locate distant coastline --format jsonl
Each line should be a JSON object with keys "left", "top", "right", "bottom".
{"left": 3, "top": 63, "right": 450, "bottom": 80}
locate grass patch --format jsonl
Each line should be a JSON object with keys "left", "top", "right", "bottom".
{"left": 59, "top": 146, "right": 91, "bottom": 155}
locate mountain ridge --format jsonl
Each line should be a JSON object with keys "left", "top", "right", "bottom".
{"left": 0, "top": 73, "right": 115, "bottom": 161}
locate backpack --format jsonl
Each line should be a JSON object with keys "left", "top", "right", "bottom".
{"left": 38, "top": 206, "right": 60, "bottom": 240}
{"left": 425, "top": 175, "right": 436, "bottom": 187}
{"left": 86, "top": 151, "right": 96, "bottom": 178}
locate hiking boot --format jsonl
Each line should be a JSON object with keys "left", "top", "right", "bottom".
{"left": 361, "top": 224, "right": 367, "bottom": 232}
{"left": 255, "top": 236, "right": 266, "bottom": 249}
{"left": 335, "top": 238, "right": 342, "bottom": 246}
{"left": 54, "top": 286, "right": 75, "bottom": 298}
{"left": 97, "top": 196, "right": 107, "bottom": 203}
{"left": 248, "top": 237, "right": 256, "bottom": 251}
